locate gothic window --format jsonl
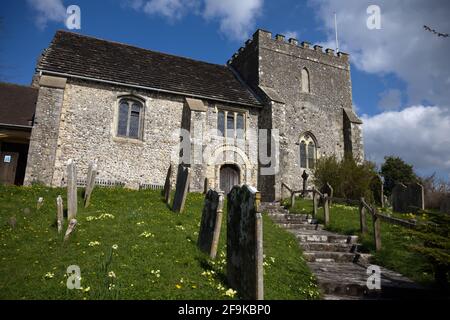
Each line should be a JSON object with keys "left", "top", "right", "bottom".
{"left": 308, "top": 142, "right": 316, "bottom": 169}
{"left": 299, "top": 133, "right": 317, "bottom": 169}
{"left": 300, "top": 141, "right": 307, "bottom": 168}
{"left": 117, "top": 98, "right": 143, "bottom": 139}
{"left": 301, "top": 67, "right": 310, "bottom": 93}
{"left": 227, "top": 113, "right": 235, "bottom": 139}
{"left": 236, "top": 113, "right": 245, "bottom": 139}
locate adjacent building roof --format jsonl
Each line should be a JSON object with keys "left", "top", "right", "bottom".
{"left": 37, "top": 31, "right": 262, "bottom": 107}
{"left": 0, "top": 83, "right": 38, "bottom": 127}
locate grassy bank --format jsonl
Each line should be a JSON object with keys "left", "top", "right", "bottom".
{"left": 0, "top": 185, "right": 319, "bottom": 300}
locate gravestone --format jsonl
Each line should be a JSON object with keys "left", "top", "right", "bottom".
{"left": 64, "top": 219, "right": 77, "bottom": 241}
{"left": 227, "top": 185, "right": 263, "bottom": 300}
{"left": 203, "top": 178, "right": 209, "bottom": 195}
{"left": 37, "top": 197, "right": 44, "bottom": 210}
{"left": 163, "top": 165, "right": 172, "bottom": 204}
{"left": 392, "top": 182, "right": 425, "bottom": 213}
{"left": 198, "top": 189, "right": 224, "bottom": 259}
{"left": 301, "top": 170, "right": 309, "bottom": 196}
{"left": 172, "top": 166, "right": 191, "bottom": 213}
{"left": 321, "top": 182, "right": 333, "bottom": 205}
{"left": 56, "top": 195, "right": 64, "bottom": 234}
{"left": 66, "top": 159, "right": 77, "bottom": 220}
{"left": 84, "top": 160, "right": 98, "bottom": 208}
{"left": 440, "top": 195, "right": 450, "bottom": 214}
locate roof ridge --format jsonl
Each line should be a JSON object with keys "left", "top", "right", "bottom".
{"left": 54, "top": 30, "right": 229, "bottom": 70}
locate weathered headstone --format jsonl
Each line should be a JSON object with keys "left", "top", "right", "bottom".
{"left": 66, "top": 159, "right": 77, "bottom": 220}
{"left": 8, "top": 217, "right": 17, "bottom": 229}
{"left": 56, "top": 195, "right": 64, "bottom": 234}
{"left": 84, "top": 160, "right": 97, "bottom": 208}
{"left": 392, "top": 182, "right": 424, "bottom": 213}
{"left": 163, "top": 165, "right": 172, "bottom": 204}
{"left": 198, "top": 189, "right": 224, "bottom": 259}
{"left": 301, "top": 170, "right": 309, "bottom": 196}
{"left": 64, "top": 219, "right": 77, "bottom": 241}
{"left": 227, "top": 185, "right": 263, "bottom": 300}
{"left": 172, "top": 166, "right": 191, "bottom": 213}
{"left": 440, "top": 195, "right": 450, "bottom": 214}
{"left": 37, "top": 197, "right": 44, "bottom": 210}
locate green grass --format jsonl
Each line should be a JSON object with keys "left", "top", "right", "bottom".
{"left": 0, "top": 185, "right": 320, "bottom": 300}
{"left": 288, "top": 198, "right": 435, "bottom": 286}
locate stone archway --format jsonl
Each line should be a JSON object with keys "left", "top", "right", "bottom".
{"left": 219, "top": 164, "right": 240, "bottom": 195}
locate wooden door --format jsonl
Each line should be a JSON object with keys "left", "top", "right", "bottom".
{"left": 220, "top": 165, "right": 240, "bottom": 195}
{"left": 0, "top": 152, "right": 19, "bottom": 185}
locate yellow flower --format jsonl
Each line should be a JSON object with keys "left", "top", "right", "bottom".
{"left": 175, "top": 284, "right": 182, "bottom": 289}
{"left": 224, "top": 288, "right": 237, "bottom": 298}
{"left": 112, "top": 244, "right": 118, "bottom": 250}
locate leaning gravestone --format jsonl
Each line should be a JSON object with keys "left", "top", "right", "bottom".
{"left": 66, "top": 159, "right": 77, "bottom": 220}
{"left": 64, "top": 219, "right": 77, "bottom": 242}
{"left": 163, "top": 165, "right": 172, "bottom": 204}
{"left": 172, "top": 166, "right": 191, "bottom": 213}
{"left": 227, "top": 185, "right": 263, "bottom": 300}
{"left": 407, "top": 182, "right": 425, "bottom": 211}
{"left": 198, "top": 189, "right": 224, "bottom": 259}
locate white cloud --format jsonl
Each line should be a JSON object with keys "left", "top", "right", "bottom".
{"left": 309, "top": 0, "right": 450, "bottom": 107}
{"left": 362, "top": 106, "right": 450, "bottom": 178}
{"left": 378, "top": 89, "right": 402, "bottom": 111}
{"left": 27, "top": 0, "right": 66, "bottom": 29}
{"left": 124, "top": 0, "right": 263, "bottom": 41}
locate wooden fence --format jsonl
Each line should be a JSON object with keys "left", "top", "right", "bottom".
{"left": 281, "top": 182, "right": 417, "bottom": 252}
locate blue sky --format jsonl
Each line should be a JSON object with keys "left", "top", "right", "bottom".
{"left": 1, "top": 0, "right": 449, "bottom": 180}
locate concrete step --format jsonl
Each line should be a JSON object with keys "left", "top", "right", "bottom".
{"left": 304, "top": 251, "right": 372, "bottom": 264}
{"left": 277, "top": 223, "right": 324, "bottom": 231}
{"left": 294, "top": 230, "right": 359, "bottom": 244}
{"left": 308, "top": 262, "right": 428, "bottom": 299}
{"left": 300, "top": 242, "right": 359, "bottom": 252}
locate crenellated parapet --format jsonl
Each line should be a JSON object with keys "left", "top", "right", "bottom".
{"left": 228, "top": 29, "right": 350, "bottom": 67}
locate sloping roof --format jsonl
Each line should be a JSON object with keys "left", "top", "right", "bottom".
{"left": 37, "top": 31, "right": 262, "bottom": 107}
{"left": 344, "top": 108, "right": 363, "bottom": 124}
{"left": 258, "top": 86, "right": 285, "bottom": 104}
{"left": 0, "top": 83, "right": 38, "bottom": 127}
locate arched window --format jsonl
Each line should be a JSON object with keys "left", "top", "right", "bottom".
{"left": 301, "top": 68, "right": 310, "bottom": 93}
{"left": 117, "top": 98, "right": 144, "bottom": 139}
{"left": 300, "top": 141, "right": 307, "bottom": 168}
{"left": 299, "top": 133, "right": 317, "bottom": 169}
{"left": 308, "top": 142, "right": 316, "bottom": 169}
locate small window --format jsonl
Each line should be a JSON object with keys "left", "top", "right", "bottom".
{"left": 300, "top": 141, "right": 307, "bottom": 168}
{"left": 218, "top": 111, "right": 225, "bottom": 137}
{"left": 117, "top": 99, "right": 143, "bottom": 139}
{"left": 236, "top": 113, "right": 245, "bottom": 139}
{"left": 308, "top": 142, "right": 316, "bottom": 169}
{"left": 227, "top": 113, "right": 235, "bottom": 139}
{"left": 301, "top": 68, "right": 310, "bottom": 93}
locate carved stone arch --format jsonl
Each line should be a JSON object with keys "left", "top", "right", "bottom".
{"left": 298, "top": 131, "right": 319, "bottom": 148}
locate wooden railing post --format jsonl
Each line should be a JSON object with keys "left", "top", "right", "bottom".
{"left": 359, "top": 197, "right": 368, "bottom": 236}
{"left": 373, "top": 208, "right": 382, "bottom": 251}
{"left": 313, "top": 189, "right": 318, "bottom": 219}
{"left": 323, "top": 193, "right": 330, "bottom": 226}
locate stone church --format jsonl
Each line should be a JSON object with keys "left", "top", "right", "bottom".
{"left": 19, "top": 29, "right": 363, "bottom": 201}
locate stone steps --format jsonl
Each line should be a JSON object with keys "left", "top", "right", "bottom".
{"left": 264, "top": 201, "right": 429, "bottom": 300}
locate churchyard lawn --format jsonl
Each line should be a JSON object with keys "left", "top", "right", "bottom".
{"left": 0, "top": 185, "right": 320, "bottom": 300}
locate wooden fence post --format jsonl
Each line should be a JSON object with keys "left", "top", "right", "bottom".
{"left": 323, "top": 193, "right": 330, "bottom": 226}
{"left": 373, "top": 209, "right": 382, "bottom": 251}
{"left": 359, "top": 197, "right": 368, "bottom": 236}
{"left": 312, "top": 190, "right": 318, "bottom": 219}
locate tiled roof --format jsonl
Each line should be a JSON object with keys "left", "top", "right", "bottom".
{"left": 0, "top": 83, "right": 38, "bottom": 127}
{"left": 38, "top": 31, "right": 262, "bottom": 107}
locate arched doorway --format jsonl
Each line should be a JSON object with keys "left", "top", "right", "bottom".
{"left": 220, "top": 164, "right": 240, "bottom": 195}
